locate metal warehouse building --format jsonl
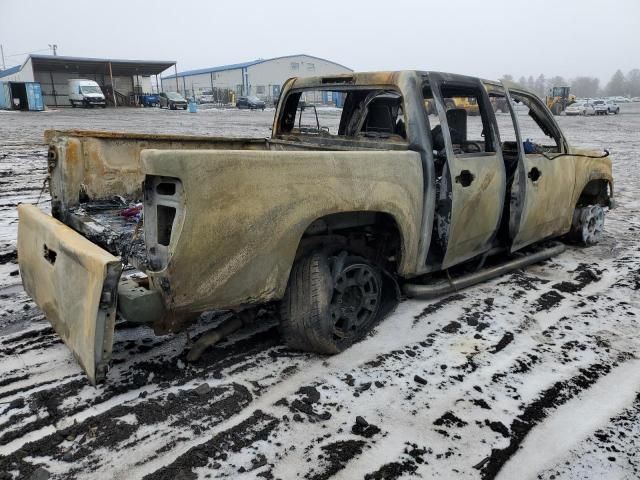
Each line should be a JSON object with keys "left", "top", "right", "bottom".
{"left": 162, "top": 54, "right": 352, "bottom": 104}
{"left": 0, "top": 54, "right": 176, "bottom": 107}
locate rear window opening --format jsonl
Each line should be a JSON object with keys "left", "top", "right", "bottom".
{"left": 278, "top": 88, "right": 407, "bottom": 141}
{"left": 157, "top": 205, "right": 176, "bottom": 246}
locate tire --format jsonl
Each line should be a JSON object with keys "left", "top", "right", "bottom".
{"left": 570, "top": 204, "right": 605, "bottom": 246}
{"left": 70, "top": 100, "right": 76, "bottom": 108}
{"left": 280, "top": 250, "right": 382, "bottom": 354}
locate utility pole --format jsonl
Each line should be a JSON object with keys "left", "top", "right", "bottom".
{"left": 48, "top": 44, "right": 58, "bottom": 56}
{"left": 0, "top": 45, "right": 5, "bottom": 70}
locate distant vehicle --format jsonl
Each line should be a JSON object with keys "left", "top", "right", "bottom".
{"left": 613, "top": 96, "right": 631, "bottom": 103}
{"left": 605, "top": 100, "right": 620, "bottom": 114}
{"left": 592, "top": 100, "right": 609, "bottom": 115}
{"left": 68, "top": 79, "right": 106, "bottom": 108}
{"left": 565, "top": 102, "right": 595, "bottom": 116}
{"left": 631, "top": 97, "right": 640, "bottom": 102}
{"left": 159, "top": 92, "right": 187, "bottom": 110}
{"left": 545, "top": 86, "right": 576, "bottom": 115}
{"left": 198, "top": 94, "right": 214, "bottom": 104}
{"left": 140, "top": 94, "right": 159, "bottom": 107}
{"left": 236, "top": 95, "right": 266, "bottom": 110}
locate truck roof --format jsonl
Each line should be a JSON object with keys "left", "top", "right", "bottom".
{"left": 286, "top": 70, "right": 529, "bottom": 95}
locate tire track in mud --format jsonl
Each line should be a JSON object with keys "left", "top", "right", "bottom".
{"left": 2, "top": 243, "right": 637, "bottom": 479}
{"left": 135, "top": 258, "right": 626, "bottom": 479}
{"left": 0, "top": 323, "right": 285, "bottom": 451}
{"left": 0, "top": 382, "right": 253, "bottom": 479}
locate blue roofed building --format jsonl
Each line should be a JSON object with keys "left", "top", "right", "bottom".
{"left": 161, "top": 54, "right": 352, "bottom": 104}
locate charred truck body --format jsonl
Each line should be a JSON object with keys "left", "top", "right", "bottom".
{"left": 17, "top": 71, "right": 614, "bottom": 383}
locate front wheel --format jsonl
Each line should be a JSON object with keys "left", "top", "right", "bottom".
{"left": 280, "top": 250, "right": 382, "bottom": 354}
{"left": 570, "top": 205, "right": 605, "bottom": 246}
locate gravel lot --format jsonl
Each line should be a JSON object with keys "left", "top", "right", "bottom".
{"left": 0, "top": 104, "right": 639, "bottom": 480}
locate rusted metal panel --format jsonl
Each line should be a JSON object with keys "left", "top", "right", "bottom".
{"left": 510, "top": 153, "right": 577, "bottom": 250}
{"left": 17, "top": 204, "right": 122, "bottom": 384}
{"left": 140, "top": 149, "right": 424, "bottom": 318}
{"left": 440, "top": 154, "right": 506, "bottom": 268}
{"left": 45, "top": 130, "right": 269, "bottom": 217}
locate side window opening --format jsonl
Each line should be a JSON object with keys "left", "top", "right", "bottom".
{"left": 423, "top": 84, "right": 496, "bottom": 161}
{"left": 278, "top": 88, "right": 407, "bottom": 141}
{"left": 488, "top": 92, "right": 520, "bottom": 191}
{"left": 510, "top": 93, "right": 562, "bottom": 154}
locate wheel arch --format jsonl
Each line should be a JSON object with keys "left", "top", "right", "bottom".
{"left": 293, "top": 210, "right": 408, "bottom": 276}
{"left": 576, "top": 177, "right": 613, "bottom": 208}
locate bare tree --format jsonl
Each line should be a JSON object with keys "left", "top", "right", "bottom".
{"left": 570, "top": 77, "right": 600, "bottom": 97}
{"left": 534, "top": 74, "right": 546, "bottom": 97}
{"left": 625, "top": 69, "right": 640, "bottom": 97}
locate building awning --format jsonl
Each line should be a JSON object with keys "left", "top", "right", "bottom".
{"left": 28, "top": 54, "right": 175, "bottom": 76}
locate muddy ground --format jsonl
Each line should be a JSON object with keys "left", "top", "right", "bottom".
{"left": 0, "top": 104, "right": 639, "bottom": 480}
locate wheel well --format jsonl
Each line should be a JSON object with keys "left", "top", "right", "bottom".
{"left": 296, "top": 211, "right": 403, "bottom": 273}
{"left": 577, "top": 179, "right": 611, "bottom": 208}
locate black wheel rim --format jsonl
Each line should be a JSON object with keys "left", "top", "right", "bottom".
{"left": 330, "top": 263, "right": 380, "bottom": 341}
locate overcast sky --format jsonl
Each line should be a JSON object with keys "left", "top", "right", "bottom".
{"left": 1, "top": 0, "right": 638, "bottom": 82}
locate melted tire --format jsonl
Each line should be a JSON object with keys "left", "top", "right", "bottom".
{"left": 279, "top": 251, "right": 382, "bottom": 354}
{"left": 570, "top": 204, "right": 605, "bottom": 246}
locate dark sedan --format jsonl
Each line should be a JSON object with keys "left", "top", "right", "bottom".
{"left": 236, "top": 95, "right": 266, "bottom": 110}
{"left": 159, "top": 92, "right": 188, "bottom": 110}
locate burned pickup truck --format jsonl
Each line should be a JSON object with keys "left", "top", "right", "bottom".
{"left": 17, "top": 71, "right": 613, "bottom": 383}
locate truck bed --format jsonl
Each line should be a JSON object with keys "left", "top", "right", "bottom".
{"left": 66, "top": 199, "right": 148, "bottom": 270}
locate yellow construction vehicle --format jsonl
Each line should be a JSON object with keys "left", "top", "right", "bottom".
{"left": 545, "top": 86, "right": 576, "bottom": 115}
{"left": 424, "top": 97, "right": 480, "bottom": 115}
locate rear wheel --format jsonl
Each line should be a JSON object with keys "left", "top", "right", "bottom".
{"left": 280, "top": 250, "right": 382, "bottom": 354}
{"left": 570, "top": 205, "right": 605, "bottom": 246}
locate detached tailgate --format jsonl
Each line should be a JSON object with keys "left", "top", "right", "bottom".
{"left": 17, "top": 204, "right": 122, "bottom": 384}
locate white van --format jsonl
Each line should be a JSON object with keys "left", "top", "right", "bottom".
{"left": 68, "top": 79, "right": 106, "bottom": 108}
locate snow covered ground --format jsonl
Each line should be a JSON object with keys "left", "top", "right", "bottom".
{"left": 0, "top": 105, "right": 639, "bottom": 479}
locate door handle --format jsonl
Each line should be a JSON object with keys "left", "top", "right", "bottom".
{"left": 455, "top": 170, "right": 475, "bottom": 187}
{"left": 528, "top": 167, "right": 541, "bottom": 182}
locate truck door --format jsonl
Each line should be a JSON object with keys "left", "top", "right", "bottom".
{"left": 503, "top": 86, "right": 575, "bottom": 251}
{"left": 427, "top": 74, "right": 506, "bottom": 269}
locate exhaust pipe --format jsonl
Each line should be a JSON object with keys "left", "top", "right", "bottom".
{"left": 403, "top": 242, "right": 566, "bottom": 299}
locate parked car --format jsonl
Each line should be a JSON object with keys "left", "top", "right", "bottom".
{"left": 605, "top": 99, "right": 620, "bottom": 114}
{"left": 140, "top": 94, "right": 160, "bottom": 107}
{"left": 67, "top": 79, "right": 106, "bottom": 108}
{"left": 236, "top": 95, "right": 266, "bottom": 110}
{"left": 613, "top": 96, "right": 631, "bottom": 103}
{"left": 565, "top": 102, "right": 595, "bottom": 116}
{"left": 592, "top": 100, "right": 609, "bottom": 115}
{"left": 159, "top": 92, "right": 187, "bottom": 110}
{"left": 18, "top": 71, "right": 613, "bottom": 383}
